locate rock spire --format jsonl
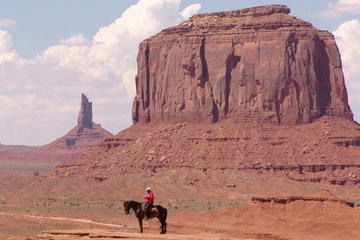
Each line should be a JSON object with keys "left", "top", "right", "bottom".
{"left": 78, "top": 93, "right": 93, "bottom": 128}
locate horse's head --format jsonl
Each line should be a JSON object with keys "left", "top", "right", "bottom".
{"left": 123, "top": 201, "right": 131, "bottom": 215}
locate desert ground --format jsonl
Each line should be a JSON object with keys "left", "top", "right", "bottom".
{"left": 2, "top": 192, "right": 360, "bottom": 240}
{"left": 1, "top": 169, "right": 360, "bottom": 240}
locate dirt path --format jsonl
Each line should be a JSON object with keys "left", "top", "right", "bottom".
{"left": 0, "top": 212, "right": 127, "bottom": 228}
{"left": 0, "top": 212, "right": 244, "bottom": 240}
{"left": 37, "top": 229, "right": 242, "bottom": 240}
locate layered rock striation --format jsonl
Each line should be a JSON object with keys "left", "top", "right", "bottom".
{"left": 132, "top": 5, "right": 352, "bottom": 124}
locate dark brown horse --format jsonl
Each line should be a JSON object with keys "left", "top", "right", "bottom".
{"left": 123, "top": 200, "right": 167, "bottom": 234}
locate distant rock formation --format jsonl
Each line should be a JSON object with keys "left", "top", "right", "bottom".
{"left": 78, "top": 93, "right": 93, "bottom": 129}
{"left": 0, "top": 94, "right": 113, "bottom": 167}
{"left": 132, "top": 5, "right": 352, "bottom": 124}
{"left": 41, "top": 93, "right": 113, "bottom": 153}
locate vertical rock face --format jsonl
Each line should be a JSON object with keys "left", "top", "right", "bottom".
{"left": 78, "top": 93, "right": 93, "bottom": 128}
{"left": 132, "top": 5, "right": 353, "bottom": 124}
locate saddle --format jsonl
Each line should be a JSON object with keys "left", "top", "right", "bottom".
{"left": 144, "top": 205, "right": 158, "bottom": 218}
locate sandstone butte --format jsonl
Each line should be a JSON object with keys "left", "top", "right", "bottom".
{"left": 0, "top": 94, "right": 112, "bottom": 165}
{"left": 132, "top": 5, "right": 353, "bottom": 124}
{"left": 45, "top": 5, "right": 360, "bottom": 195}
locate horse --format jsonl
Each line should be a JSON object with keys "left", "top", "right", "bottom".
{"left": 123, "top": 200, "right": 167, "bottom": 234}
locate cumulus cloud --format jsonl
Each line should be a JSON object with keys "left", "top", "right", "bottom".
{"left": 333, "top": 19, "right": 360, "bottom": 120}
{"left": 180, "top": 3, "right": 202, "bottom": 19}
{"left": 0, "top": 30, "right": 20, "bottom": 63}
{"left": 0, "top": 0, "right": 201, "bottom": 145}
{"left": 319, "top": 0, "right": 360, "bottom": 18}
{"left": 0, "top": 19, "right": 16, "bottom": 27}
{"left": 59, "top": 34, "right": 89, "bottom": 46}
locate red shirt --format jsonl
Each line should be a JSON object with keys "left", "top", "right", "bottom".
{"left": 145, "top": 192, "right": 154, "bottom": 203}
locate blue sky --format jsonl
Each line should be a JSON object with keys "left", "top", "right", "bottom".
{"left": 1, "top": 0, "right": 360, "bottom": 145}
{"left": 2, "top": 0, "right": 356, "bottom": 58}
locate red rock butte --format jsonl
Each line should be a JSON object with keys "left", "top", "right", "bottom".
{"left": 132, "top": 5, "right": 353, "bottom": 124}
{"left": 49, "top": 6, "right": 360, "bottom": 191}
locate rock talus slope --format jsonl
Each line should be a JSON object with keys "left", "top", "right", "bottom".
{"left": 132, "top": 5, "right": 352, "bottom": 124}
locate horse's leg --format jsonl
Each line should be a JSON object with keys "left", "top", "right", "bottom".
{"left": 158, "top": 217, "right": 163, "bottom": 234}
{"left": 161, "top": 221, "right": 165, "bottom": 234}
{"left": 158, "top": 215, "right": 166, "bottom": 234}
{"left": 164, "top": 221, "right": 167, "bottom": 234}
{"left": 138, "top": 217, "right": 143, "bottom": 233}
{"left": 163, "top": 209, "right": 167, "bottom": 234}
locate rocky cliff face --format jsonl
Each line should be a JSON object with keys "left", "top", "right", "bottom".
{"left": 132, "top": 5, "right": 352, "bottom": 124}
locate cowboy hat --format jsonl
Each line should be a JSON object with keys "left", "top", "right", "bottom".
{"left": 145, "top": 187, "right": 152, "bottom": 192}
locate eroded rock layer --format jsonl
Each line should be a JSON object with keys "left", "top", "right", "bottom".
{"left": 51, "top": 116, "right": 360, "bottom": 186}
{"left": 132, "top": 5, "right": 352, "bottom": 124}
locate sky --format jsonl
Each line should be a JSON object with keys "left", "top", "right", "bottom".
{"left": 1, "top": 0, "right": 360, "bottom": 146}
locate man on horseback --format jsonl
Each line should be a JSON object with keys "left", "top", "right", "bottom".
{"left": 144, "top": 187, "right": 154, "bottom": 219}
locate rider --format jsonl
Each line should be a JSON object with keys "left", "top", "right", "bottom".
{"left": 144, "top": 187, "right": 154, "bottom": 219}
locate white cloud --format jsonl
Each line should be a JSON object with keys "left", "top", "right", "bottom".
{"left": 0, "top": 30, "right": 30, "bottom": 65}
{"left": 319, "top": 0, "right": 360, "bottom": 18}
{"left": 0, "top": 30, "right": 18, "bottom": 63}
{"left": 333, "top": 19, "right": 360, "bottom": 120}
{"left": 59, "top": 34, "right": 88, "bottom": 46}
{"left": 0, "top": 0, "right": 201, "bottom": 145}
{"left": 0, "top": 19, "right": 16, "bottom": 27}
{"left": 180, "top": 3, "right": 202, "bottom": 19}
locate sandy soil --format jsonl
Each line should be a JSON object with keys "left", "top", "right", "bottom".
{"left": 7, "top": 192, "right": 360, "bottom": 240}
